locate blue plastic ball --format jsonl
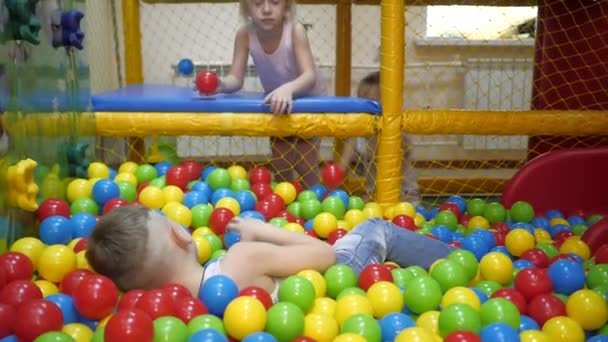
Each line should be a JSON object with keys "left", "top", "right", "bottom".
{"left": 39, "top": 215, "right": 73, "bottom": 245}
{"left": 199, "top": 275, "right": 239, "bottom": 317}
{"left": 309, "top": 184, "right": 327, "bottom": 200}
{"left": 211, "top": 188, "right": 235, "bottom": 206}
{"left": 547, "top": 259, "right": 586, "bottom": 295}
{"left": 234, "top": 190, "right": 257, "bottom": 212}
{"left": 155, "top": 161, "right": 172, "bottom": 176}
{"left": 545, "top": 209, "right": 564, "bottom": 220}
{"left": 242, "top": 332, "right": 278, "bottom": 342}
{"left": 480, "top": 322, "right": 519, "bottom": 342}
{"left": 201, "top": 166, "right": 217, "bottom": 182}
{"left": 177, "top": 58, "right": 195, "bottom": 76}
{"left": 183, "top": 190, "right": 209, "bottom": 209}
{"left": 223, "top": 231, "right": 240, "bottom": 249}
{"left": 192, "top": 181, "right": 213, "bottom": 199}
{"left": 70, "top": 212, "right": 98, "bottom": 238}
{"left": 519, "top": 315, "right": 540, "bottom": 332}
{"left": 447, "top": 195, "right": 467, "bottom": 213}
{"left": 239, "top": 211, "right": 266, "bottom": 221}
{"left": 187, "top": 328, "right": 228, "bottom": 342}
{"left": 379, "top": 312, "right": 415, "bottom": 341}
{"left": 46, "top": 293, "right": 78, "bottom": 324}
{"left": 92, "top": 179, "right": 120, "bottom": 206}
{"left": 327, "top": 189, "right": 349, "bottom": 208}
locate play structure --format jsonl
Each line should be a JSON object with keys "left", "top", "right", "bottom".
{"left": 2, "top": 0, "right": 608, "bottom": 340}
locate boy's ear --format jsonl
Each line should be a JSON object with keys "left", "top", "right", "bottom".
{"left": 170, "top": 222, "right": 193, "bottom": 248}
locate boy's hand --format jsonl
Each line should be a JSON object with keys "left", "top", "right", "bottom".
{"left": 262, "top": 85, "right": 294, "bottom": 114}
{"left": 226, "top": 217, "right": 263, "bottom": 242}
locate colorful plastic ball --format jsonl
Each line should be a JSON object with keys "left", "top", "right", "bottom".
{"left": 223, "top": 296, "right": 267, "bottom": 340}
{"left": 519, "top": 314, "right": 540, "bottom": 332}
{"left": 177, "top": 58, "right": 194, "bottom": 76}
{"left": 37, "top": 245, "right": 76, "bottom": 283}
{"left": 526, "top": 293, "right": 565, "bottom": 327}
{"left": 205, "top": 168, "right": 231, "bottom": 191}
{"left": 447, "top": 249, "right": 479, "bottom": 283}
{"left": 547, "top": 259, "right": 585, "bottom": 295}
{"left": 520, "top": 330, "right": 549, "bottom": 342}
{"left": 73, "top": 274, "right": 119, "bottom": 320}
{"left": 321, "top": 163, "right": 344, "bottom": 188}
{"left": 191, "top": 203, "right": 213, "bottom": 228}
{"left": 323, "top": 264, "right": 357, "bottom": 299}
{"left": 490, "top": 288, "right": 526, "bottom": 315}
{"left": 296, "top": 270, "right": 326, "bottom": 298}
{"left": 565, "top": 289, "right": 607, "bottom": 330}
{"left": 118, "top": 161, "right": 139, "bottom": 174}
{"left": 279, "top": 275, "right": 316, "bottom": 314}
{"left": 340, "top": 314, "right": 382, "bottom": 342}
{"left": 173, "top": 296, "right": 208, "bottom": 324}
{"left": 435, "top": 210, "right": 459, "bottom": 230}
{"left": 242, "top": 332, "right": 279, "bottom": 342}
{"left": 479, "top": 252, "right": 514, "bottom": 285}
{"left": 358, "top": 264, "right": 393, "bottom": 292}
{"left": 480, "top": 298, "right": 521, "bottom": 330}
{"left": 510, "top": 201, "right": 535, "bottom": 223}
{"left": 302, "top": 312, "right": 339, "bottom": 341}
{"left": 216, "top": 197, "right": 241, "bottom": 216}
{"left": 209, "top": 208, "right": 235, "bottom": 235}
{"left": 37, "top": 198, "right": 71, "bottom": 221}
{"left": 334, "top": 294, "right": 373, "bottom": 326}
{"left": 468, "top": 216, "right": 490, "bottom": 229}
{"left": 66, "top": 179, "right": 93, "bottom": 203}
{"left": 70, "top": 197, "right": 100, "bottom": 216}
{"left": 444, "top": 330, "right": 482, "bottom": 342}
{"left": 34, "top": 280, "right": 59, "bottom": 297}
{"left": 265, "top": 302, "right": 305, "bottom": 342}
{"left": 378, "top": 312, "right": 415, "bottom": 341}
{"left": 483, "top": 202, "right": 507, "bottom": 224}
{"left": 62, "top": 323, "right": 94, "bottom": 342}
{"left": 480, "top": 322, "right": 519, "bottom": 342}
{"left": 87, "top": 162, "right": 110, "bottom": 179}
{"left": 312, "top": 212, "right": 338, "bottom": 238}
{"left": 505, "top": 228, "right": 535, "bottom": 257}
{"left": 104, "top": 308, "right": 154, "bottom": 342}
{"left": 403, "top": 276, "right": 442, "bottom": 314}
{"left": 59, "top": 269, "right": 93, "bottom": 296}
{"left": 196, "top": 71, "right": 219, "bottom": 95}
{"left": 69, "top": 213, "right": 97, "bottom": 238}
{"left": 559, "top": 237, "right": 591, "bottom": 260}
{"left": 13, "top": 299, "right": 63, "bottom": 342}
{"left": 442, "top": 286, "right": 481, "bottom": 311}
{"left": 46, "top": 293, "right": 78, "bottom": 324}
{"left": 439, "top": 303, "right": 482, "bottom": 337}
{"left": 180, "top": 160, "right": 202, "bottom": 181}
{"left": 300, "top": 199, "right": 322, "bottom": 221}
{"left": 9, "top": 238, "right": 44, "bottom": 270}
{"left": 90, "top": 179, "right": 119, "bottom": 206}
{"left": 39, "top": 215, "right": 73, "bottom": 245}
{"left": 199, "top": 275, "right": 239, "bottom": 317}
{"left": 430, "top": 259, "right": 469, "bottom": 292}
{"left": 274, "top": 182, "right": 297, "bottom": 205}
{"left": 364, "top": 280, "right": 402, "bottom": 318}
{"left": 135, "top": 289, "right": 175, "bottom": 320}
{"left": 541, "top": 316, "right": 585, "bottom": 342}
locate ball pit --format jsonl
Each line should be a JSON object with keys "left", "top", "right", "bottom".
{"left": 1, "top": 160, "right": 608, "bottom": 341}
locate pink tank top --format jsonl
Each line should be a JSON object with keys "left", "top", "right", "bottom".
{"left": 248, "top": 20, "right": 327, "bottom": 96}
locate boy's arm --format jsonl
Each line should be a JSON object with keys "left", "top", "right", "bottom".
{"left": 227, "top": 217, "right": 315, "bottom": 246}
{"left": 218, "top": 27, "right": 249, "bottom": 93}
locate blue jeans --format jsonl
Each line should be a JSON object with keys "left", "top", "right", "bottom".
{"left": 333, "top": 218, "right": 455, "bottom": 275}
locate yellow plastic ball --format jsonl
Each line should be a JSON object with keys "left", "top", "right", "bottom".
{"left": 67, "top": 178, "right": 92, "bottom": 203}
{"left": 10, "top": 237, "right": 45, "bottom": 269}
{"left": 550, "top": 218, "right": 569, "bottom": 227}
{"left": 542, "top": 316, "right": 585, "bottom": 342}
{"left": 297, "top": 269, "right": 327, "bottom": 298}
{"left": 162, "top": 185, "right": 185, "bottom": 204}
{"left": 304, "top": 313, "right": 339, "bottom": 342}
{"left": 38, "top": 245, "right": 77, "bottom": 283}
{"left": 414, "top": 213, "right": 426, "bottom": 227}
{"left": 393, "top": 202, "right": 416, "bottom": 218}
{"left": 192, "top": 227, "right": 215, "bottom": 238}
{"left": 164, "top": 203, "right": 193, "bottom": 228}
{"left": 118, "top": 161, "right": 139, "bottom": 174}
{"left": 35, "top": 280, "right": 59, "bottom": 297}
{"left": 395, "top": 327, "right": 436, "bottom": 342}
{"left": 468, "top": 216, "right": 490, "bottom": 229}
{"left": 274, "top": 182, "right": 297, "bottom": 204}
{"left": 366, "top": 281, "right": 404, "bottom": 318}
{"left": 334, "top": 294, "right": 374, "bottom": 326}
{"left": 76, "top": 250, "right": 94, "bottom": 272}
{"left": 363, "top": 202, "right": 383, "bottom": 219}
{"left": 114, "top": 172, "right": 138, "bottom": 187}
{"left": 559, "top": 237, "right": 591, "bottom": 261}
{"left": 87, "top": 162, "right": 110, "bottom": 179}
{"left": 520, "top": 330, "right": 549, "bottom": 342}
{"left": 192, "top": 235, "right": 213, "bottom": 264}
{"left": 63, "top": 323, "right": 94, "bottom": 342}
{"left": 88, "top": 177, "right": 104, "bottom": 188}
{"left": 479, "top": 252, "right": 514, "bottom": 285}
{"left": 313, "top": 212, "right": 338, "bottom": 239}
{"left": 336, "top": 220, "right": 352, "bottom": 232}
{"left": 441, "top": 287, "right": 481, "bottom": 311}
{"left": 384, "top": 206, "right": 397, "bottom": 220}
{"left": 216, "top": 197, "right": 241, "bottom": 216}
{"left": 139, "top": 186, "right": 166, "bottom": 210}
{"left": 344, "top": 209, "right": 366, "bottom": 230}
{"left": 416, "top": 310, "right": 440, "bottom": 337}
{"left": 310, "top": 297, "right": 336, "bottom": 317}
{"left": 566, "top": 289, "right": 608, "bottom": 331}
{"left": 534, "top": 229, "right": 552, "bottom": 243}
{"left": 227, "top": 165, "right": 248, "bottom": 180}
{"left": 333, "top": 333, "right": 367, "bottom": 342}
{"left": 98, "top": 314, "right": 113, "bottom": 328}
{"left": 223, "top": 296, "right": 267, "bottom": 340}
{"left": 505, "top": 228, "right": 536, "bottom": 257}
{"left": 284, "top": 222, "right": 305, "bottom": 233}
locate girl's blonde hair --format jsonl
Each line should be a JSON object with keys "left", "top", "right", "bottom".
{"left": 239, "top": 0, "right": 296, "bottom": 20}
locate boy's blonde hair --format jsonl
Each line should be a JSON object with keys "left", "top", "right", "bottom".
{"left": 86, "top": 205, "right": 151, "bottom": 291}
{"left": 239, "top": 0, "right": 296, "bottom": 20}
{"left": 357, "top": 71, "right": 380, "bottom": 100}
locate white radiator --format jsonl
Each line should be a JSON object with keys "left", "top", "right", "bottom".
{"left": 462, "top": 58, "right": 534, "bottom": 150}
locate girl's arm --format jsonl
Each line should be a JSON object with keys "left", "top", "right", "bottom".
{"left": 218, "top": 27, "right": 250, "bottom": 93}
{"left": 285, "top": 21, "right": 318, "bottom": 96}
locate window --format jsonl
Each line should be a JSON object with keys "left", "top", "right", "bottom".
{"left": 426, "top": 6, "right": 538, "bottom": 40}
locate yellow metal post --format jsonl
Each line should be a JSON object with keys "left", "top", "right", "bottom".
{"left": 333, "top": 0, "right": 353, "bottom": 166}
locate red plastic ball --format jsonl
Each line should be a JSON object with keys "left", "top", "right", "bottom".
{"left": 209, "top": 208, "right": 235, "bottom": 235}
{"left": 0, "top": 303, "right": 15, "bottom": 338}
{"left": 14, "top": 299, "right": 63, "bottom": 342}
{"left": 295, "top": 218, "right": 306, "bottom": 226}
{"left": 104, "top": 308, "right": 154, "bottom": 342}
{"left": 195, "top": 71, "right": 219, "bottom": 96}
{"left": 73, "top": 238, "right": 89, "bottom": 253}
{"left": 37, "top": 198, "right": 70, "bottom": 221}
{"left": 327, "top": 229, "right": 348, "bottom": 245}
{"left": 254, "top": 200, "right": 279, "bottom": 221}
{"left": 513, "top": 268, "right": 553, "bottom": 300}
{"left": 440, "top": 202, "right": 461, "bottom": 218}
{"left": 118, "top": 289, "right": 146, "bottom": 311}
{"left": 520, "top": 248, "right": 550, "bottom": 268}
{"left": 358, "top": 264, "right": 393, "bottom": 291}
{"left": 173, "top": 296, "right": 208, "bottom": 323}
{"left": 0, "top": 252, "right": 34, "bottom": 283}
{"left": 304, "top": 230, "right": 318, "bottom": 238}
{"left": 491, "top": 222, "right": 510, "bottom": 234}
{"left": 293, "top": 338, "right": 316, "bottom": 342}
{"left": 162, "top": 283, "right": 192, "bottom": 303}
{"left": 594, "top": 243, "right": 608, "bottom": 264}
{"left": 458, "top": 213, "right": 471, "bottom": 226}
{"left": 0, "top": 268, "right": 5, "bottom": 291}
{"left": 103, "top": 198, "right": 128, "bottom": 214}
{"left": 251, "top": 182, "right": 273, "bottom": 201}
{"left": 527, "top": 293, "right": 566, "bottom": 327}
{"left": 0, "top": 280, "right": 42, "bottom": 307}
{"left": 493, "top": 231, "right": 507, "bottom": 246}
{"left": 249, "top": 167, "right": 272, "bottom": 185}
{"left": 239, "top": 286, "right": 274, "bottom": 310}
{"left": 137, "top": 181, "right": 150, "bottom": 194}
{"left": 321, "top": 163, "right": 344, "bottom": 188}
{"left": 166, "top": 165, "right": 190, "bottom": 190}
{"left": 290, "top": 180, "right": 304, "bottom": 195}
{"left": 491, "top": 288, "right": 527, "bottom": 314}
{"left": 59, "top": 269, "right": 93, "bottom": 296}
{"left": 444, "top": 331, "right": 482, "bottom": 342}
{"left": 181, "top": 160, "right": 203, "bottom": 181}
{"left": 135, "top": 289, "right": 175, "bottom": 319}
{"left": 392, "top": 215, "right": 417, "bottom": 231}
{"left": 73, "top": 274, "right": 120, "bottom": 320}
{"left": 263, "top": 193, "right": 286, "bottom": 212}
{"left": 553, "top": 230, "right": 575, "bottom": 248}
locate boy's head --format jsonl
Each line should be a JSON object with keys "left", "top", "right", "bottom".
{"left": 240, "top": 0, "right": 295, "bottom": 24}
{"left": 86, "top": 205, "right": 197, "bottom": 291}
{"left": 357, "top": 71, "right": 380, "bottom": 101}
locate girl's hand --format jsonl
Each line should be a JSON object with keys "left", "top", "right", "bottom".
{"left": 226, "top": 217, "right": 262, "bottom": 242}
{"left": 262, "top": 85, "right": 294, "bottom": 114}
